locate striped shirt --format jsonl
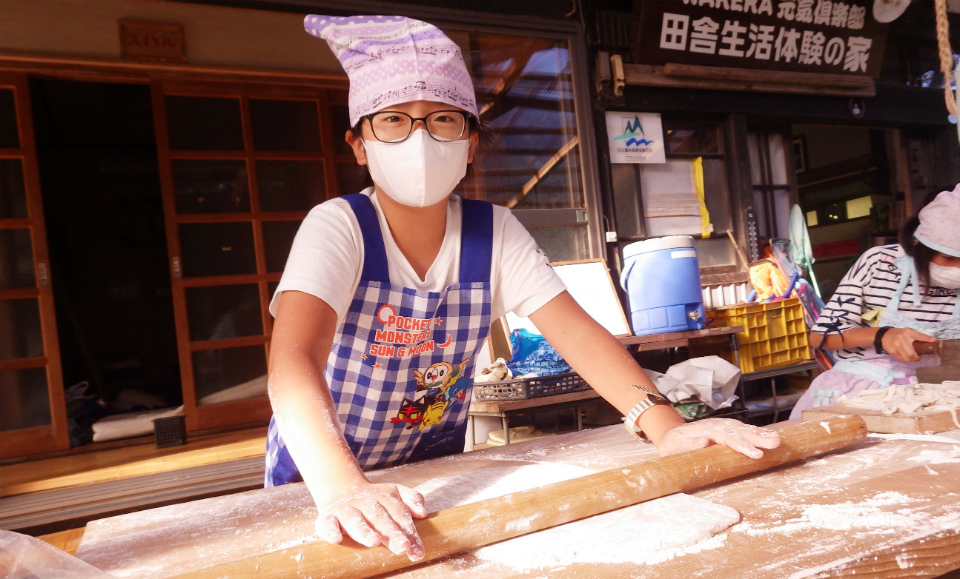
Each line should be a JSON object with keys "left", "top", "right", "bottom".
{"left": 812, "top": 244, "right": 958, "bottom": 361}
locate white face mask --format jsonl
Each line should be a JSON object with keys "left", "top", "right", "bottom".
{"left": 363, "top": 130, "right": 469, "bottom": 208}
{"left": 929, "top": 262, "right": 960, "bottom": 289}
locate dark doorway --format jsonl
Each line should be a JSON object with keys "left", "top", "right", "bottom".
{"left": 792, "top": 125, "right": 893, "bottom": 301}
{"left": 31, "top": 78, "right": 181, "bottom": 427}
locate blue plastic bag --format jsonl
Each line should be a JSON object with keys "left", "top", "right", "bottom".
{"left": 505, "top": 329, "right": 571, "bottom": 377}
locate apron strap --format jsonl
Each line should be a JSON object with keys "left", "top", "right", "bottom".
{"left": 459, "top": 198, "right": 494, "bottom": 284}
{"left": 343, "top": 193, "right": 390, "bottom": 283}
{"left": 891, "top": 254, "right": 921, "bottom": 310}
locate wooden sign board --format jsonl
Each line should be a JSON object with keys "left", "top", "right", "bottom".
{"left": 631, "top": 0, "right": 890, "bottom": 78}
{"left": 119, "top": 21, "right": 186, "bottom": 63}
{"left": 802, "top": 403, "right": 960, "bottom": 435}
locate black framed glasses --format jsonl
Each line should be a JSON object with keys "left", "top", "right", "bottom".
{"left": 362, "top": 110, "right": 470, "bottom": 143}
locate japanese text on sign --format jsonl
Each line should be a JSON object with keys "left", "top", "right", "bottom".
{"left": 634, "top": 0, "right": 886, "bottom": 77}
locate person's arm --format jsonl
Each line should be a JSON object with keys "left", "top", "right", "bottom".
{"left": 809, "top": 326, "right": 935, "bottom": 362}
{"left": 269, "top": 291, "right": 425, "bottom": 560}
{"left": 528, "top": 292, "right": 780, "bottom": 457}
{"left": 807, "top": 246, "right": 935, "bottom": 362}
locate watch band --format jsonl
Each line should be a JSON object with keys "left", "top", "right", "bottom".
{"left": 874, "top": 326, "right": 893, "bottom": 355}
{"left": 624, "top": 385, "right": 670, "bottom": 440}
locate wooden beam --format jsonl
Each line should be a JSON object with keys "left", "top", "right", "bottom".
{"left": 505, "top": 135, "right": 580, "bottom": 209}
{"left": 0, "top": 52, "right": 345, "bottom": 87}
{"left": 663, "top": 63, "right": 874, "bottom": 88}
{"left": 168, "top": 415, "right": 867, "bottom": 579}
{"left": 624, "top": 64, "right": 876, "bottom": 98}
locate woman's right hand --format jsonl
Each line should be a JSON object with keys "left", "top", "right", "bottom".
{"left": 314, "top": 482, "right": 427, "bottom": 561}
{"left": 881, "top": 327, "right": 936, "bottom": 362}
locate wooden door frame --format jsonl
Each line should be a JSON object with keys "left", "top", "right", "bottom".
{"left": 152, "top": 79, "right": 347, "bottom": 432}
{"left": 0, "top": 54, "right": 348, "bottom": 455}
{"left": 0, "top": 73, "right": 68, "bottom": 458}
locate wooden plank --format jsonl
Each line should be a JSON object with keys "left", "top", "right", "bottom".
{"left": 150, "top": 416, "right": 866, "bottom": 579}
{"left": 662, "top": 63, "right": 874, "bottom": 88}
{"left": 1, "top": 428, "right": 266, "bottom": 496}
{"left": 617, "top": 325, "right": 742, "bottom": 346}
{"left": 39, "top": 527, "right": 86, "bottom": 555}
{"left": 802, "top": 404, "right": 960, "bottom": 434}
{"left": 2, "top": 458, "right": 263, "bottom": 534}
{"left": 623, "top": 64, "right": 876, "bottom": 98}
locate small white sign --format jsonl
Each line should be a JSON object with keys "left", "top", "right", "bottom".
{"left": 605, "top": 112, "right": 665, "bottom": 164}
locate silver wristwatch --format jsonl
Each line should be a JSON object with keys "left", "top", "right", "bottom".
{"left": 624, "top": 385, "right": 671, "bottom": 440}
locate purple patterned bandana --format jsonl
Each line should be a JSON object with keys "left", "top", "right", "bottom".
{"left": 304, "top": 14, "right": 477, "bottom": 127}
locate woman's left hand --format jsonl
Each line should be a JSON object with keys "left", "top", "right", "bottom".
{"left": 656, "top": 418, "right": 781, "bottom": 458}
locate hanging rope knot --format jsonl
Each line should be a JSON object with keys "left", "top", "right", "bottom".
{"left": 934, "top": 0, "right": 959, "bottom": 117}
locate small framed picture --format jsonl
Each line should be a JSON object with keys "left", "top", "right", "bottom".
{"left": 792, "top": 136, "right": 807, "bottom": 174}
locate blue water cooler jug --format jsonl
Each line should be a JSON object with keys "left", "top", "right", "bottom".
{"left": 620, "top": 235, "right": 706, "bottom": 336}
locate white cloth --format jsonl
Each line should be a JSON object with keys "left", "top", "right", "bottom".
{"left": 270, "top": 188, "right": 567, "bottom": 328}
{"left": 644, "top": 356, "right": 740, "bottom": 410}
{"left": 91, "top": 406, "right": 183, "bottom": 442}
{"left": 811, "top": 244, "right": 958, "bottom": 361}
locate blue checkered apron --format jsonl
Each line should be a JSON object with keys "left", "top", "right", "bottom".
{"left": 265, "top": 194, "right": 493, "bottom": 486}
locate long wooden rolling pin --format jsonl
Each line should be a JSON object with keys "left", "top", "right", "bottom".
{"left": 169, "top": 415, "right": 867, "bottom": 579}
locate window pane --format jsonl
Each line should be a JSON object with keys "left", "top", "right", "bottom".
{"left": 748, "top": 131, "right": 790, "bottom": 186}
{"left": 0, "top": 158, "right": 27, "bottom": 218}
{"left": 186, "top": 284, "right": 262, "bottom": 341}
{"left": 665, "top": 125, "right": 720, "bottom": 155}
{"left": 179, "top": 222, "right": 256, "bottom": 277}
{"left": 249, "top": 99, "right": 321, "bottom": 152}
{"left": 505, "top": 149, "right": 584, "bottom": 209}
{"left": 528, "top": 224, "right": 589, "bottom": 263}
{"left": 166, "top": 96, "right": 243, "bottom": 150}
{"left": 640, "top": 160, "right": 703, "bottom": 237}
{"left": 0, "top": 89, "right": 18, "bottom": 149}
{"left": 0, "top": 228, "right": 35, "bottom": 289}
{"left": 263, "top": 221, "right": 299, "bottom": 273}
{"left": 332, "top": 104, "right": 353, "bottom": 155}
{"left": 192, "top": 345, "right": 267, "bottom": 402}
{"left": 173, "top": 160, "right": 250, "bottom": 214}
{"left": 257, "top": 161, "right": 326, "bottom": 212}
{"left": 0, "top": 298, "right": 43, "bottom": 360}
{"left": 702, "top": 158, "right": 731, "bottom": 232}
{"left": 0, "top": 368, "right": 50, "bottom": 431}
{"left": 693, "top": 237, "right": 737, "bottom": 267}
{"left": 469, "top": 39, "right": 582, "bottom": 210}
{"left": 337, "top": 162, "right": 369, "bottom": 196}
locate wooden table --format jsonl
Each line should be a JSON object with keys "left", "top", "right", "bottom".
{"left": 70, "top": 423, "right": 960, "bottom": 578}
{"left": 616, "top": 325, "right": 744, "bottom": 353}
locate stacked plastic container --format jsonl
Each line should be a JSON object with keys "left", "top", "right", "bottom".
{"left": 707, "top": 297, "right": 812, "bottom": 373}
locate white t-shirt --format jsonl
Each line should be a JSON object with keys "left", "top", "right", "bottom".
{"left": 270, "top": 189, "right": 567, "bottom": 328}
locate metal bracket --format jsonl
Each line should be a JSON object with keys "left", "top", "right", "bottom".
{"left": 610, "top": 54, "right": 625, "bottom": 97}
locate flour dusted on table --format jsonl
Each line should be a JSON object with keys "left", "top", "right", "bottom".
{"left": 472, "top": 493, "right": 739, "bottom": 569}
{"left": 415, "top": 463, "right": 594, "bottom": 511}
{"left": 415, "top": 463, "right": 741, "bottom": 570}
